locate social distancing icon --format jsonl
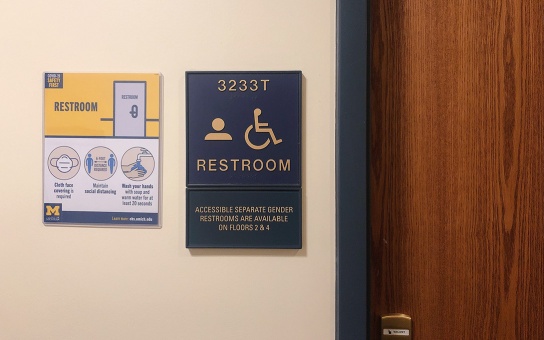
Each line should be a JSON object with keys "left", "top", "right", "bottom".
{"left": 85, "top": 146, "right": 117, "bottom": 181}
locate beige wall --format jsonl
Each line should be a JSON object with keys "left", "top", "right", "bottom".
{"left": 0, "top": 1, "right": 336, "bottom": 339}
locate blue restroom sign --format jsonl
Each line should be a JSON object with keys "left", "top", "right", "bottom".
{"left": 186, "top": 71, "right": 302, "bottom": 248}
{"left": 186, "top": 71, "right": 301, "bottom": 187}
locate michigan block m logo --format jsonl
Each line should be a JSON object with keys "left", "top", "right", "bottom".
{"left": 45, "top": 205, "right": 61, "bottom": 216}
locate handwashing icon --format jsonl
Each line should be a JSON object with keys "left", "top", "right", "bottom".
{"left": 122, "top": 147, "right": 155, "bottom": 181}
{"left": 130, "top": 149, "right": 152, "bottom": 174}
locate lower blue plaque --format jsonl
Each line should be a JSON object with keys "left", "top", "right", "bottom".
{"left": 186, "top": 189, "right": 302, "bottom": 248}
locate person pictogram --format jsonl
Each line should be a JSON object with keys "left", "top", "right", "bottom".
{"left": 205, "top": 118, "right": 233, "bottom": 141}
{"left": 86, "top": 154, "right": 94, "bottom": 173}
{"left": 108, "top": 154, "right": 116, "bottom": 174}
{"left": 245, "top": 108, "right": 282, "bottom": 150}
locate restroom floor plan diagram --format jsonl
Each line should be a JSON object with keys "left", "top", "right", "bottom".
{"left": 43, "top": 73, "right": 161, "bottom": 226}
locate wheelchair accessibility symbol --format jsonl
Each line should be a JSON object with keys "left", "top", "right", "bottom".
{"left": 245, "top": 108, "right": 282, "bottom": 150}
{"left": 205, "top": 108, "right": 282, "bottom": 150}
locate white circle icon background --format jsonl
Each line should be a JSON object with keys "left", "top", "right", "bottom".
{"left": 48, "top": 146, "right": 81, "bottom": 180}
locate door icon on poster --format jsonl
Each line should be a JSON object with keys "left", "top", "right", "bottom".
{"left": 114, "top": 81, "right": 146, "bottom": 137}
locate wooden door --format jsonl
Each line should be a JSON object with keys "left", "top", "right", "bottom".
{"left": 370, "top": 1, "right": 544, "bottom": 339}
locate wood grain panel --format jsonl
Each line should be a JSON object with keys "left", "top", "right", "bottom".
{"left": 370, "top": 1, "right": 544, "bottom": 339}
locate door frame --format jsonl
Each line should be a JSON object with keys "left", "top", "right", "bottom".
{"left": 336, "top": 0, "right": 369, "bottom": 339}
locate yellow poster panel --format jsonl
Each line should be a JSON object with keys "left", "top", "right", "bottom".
{"left": 44, "top": 73, "right": 160, "bottom": 137}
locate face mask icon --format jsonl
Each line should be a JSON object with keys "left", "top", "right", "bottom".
{"left": 50, "top": 154, "right": 79, "bottom": 173}
{"left": 47, "top": 146, "right": 81, "bottom": 180}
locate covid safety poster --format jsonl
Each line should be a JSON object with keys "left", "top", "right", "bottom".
{"left": 43, "top": 73, "right": 161, "bottom": 227}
